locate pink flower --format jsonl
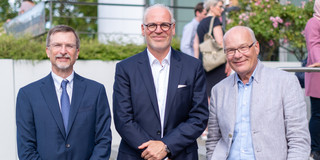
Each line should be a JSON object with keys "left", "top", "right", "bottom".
{"left": 283, "top": 38, "right": 288, "bottom": 44}
{"left": 286, "top": 1, "right": 291, "bottom": 4}
{"left": 273, "top": 22, "right": 278, "bottom": 28}
{"left": 267, "top": 4, "right": 271, "bottom": 8}
{"left": 285, "top": 22, "right": 291, "bottom": 27}
{"left": 301, "top": 30, "right": 305, "bottom": 35}
{"left": 275, "top": 16, "right": 283, "bottom": 23}
{"left": 270, "top": 16, "right": 275, "bottom": 21}
{"left": 250, "top": 12, "right": 256, "bottom": 16}
{"left": 268, "top": 40, "right": 274, "bottom": 46}
{"left": 227, "top": 19, "right": 233, "bottom": 24}
{"left": 244, "top": 15, "right": 249, "bottom": 21}
{"left": 301, "top": 1, "right": 306, "bottom": 8}
{"left": 265, "top": 0, "right": 269, "bottom": 2}
{"left": 299, "top": 15, "right": 302, "bottom": 19}
{"left": 264, "top": 9, "right": 268, "bottom": 12}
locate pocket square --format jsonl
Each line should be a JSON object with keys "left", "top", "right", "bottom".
{"left": 178, "top": 84, "right": 187, "bottom": 88}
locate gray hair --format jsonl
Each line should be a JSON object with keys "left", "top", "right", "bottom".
{"left": 46, "top": 25, "right": 80, "bottom": 49}
{"left": 223, "top": 26, "right": 257, "bottom": 48}
{"left": 204, "top": 0, "right": 223, "bottom": 11}
{"left": 143, "top": 4, "right": 176, "bottom": 24}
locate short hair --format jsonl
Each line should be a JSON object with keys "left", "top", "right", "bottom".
{"left": 46, "top": 25, "right": 80, "bottom": 49}
{"left": 223, "top": 26, "right": 257, "bottom": 48}
{"left": 143, "top": 4, "right": 175, "bottom": 24}
{"left": 194, "top": 2, "right": 205, "bottom": 16}
{"left": 204, "top": 0, "right": 223, "bottom": 11}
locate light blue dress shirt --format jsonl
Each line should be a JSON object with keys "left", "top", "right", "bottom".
{"left": 228, "top": 68, "right": 257, "bottom": 160}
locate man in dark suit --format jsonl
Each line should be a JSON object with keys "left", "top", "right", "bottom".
{"left": 113, "top": 4, "right": 208, "bottom": 160}
{"left": 16, "top": 25, "right": 112, "bottom": 160}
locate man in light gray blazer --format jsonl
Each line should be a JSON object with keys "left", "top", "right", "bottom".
{"left": 206, "top": 26, "right": 311, "bottom": 160}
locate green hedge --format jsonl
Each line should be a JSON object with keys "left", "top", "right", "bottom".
{"left": 0, "top": 34, "right": 181, "bottom": 60}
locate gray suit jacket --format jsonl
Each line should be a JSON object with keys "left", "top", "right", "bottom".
{"left": 206, "top": 61, "right": 310, "bottom": 160}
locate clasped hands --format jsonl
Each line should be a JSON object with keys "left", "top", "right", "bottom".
{"left": 138, "top": 140, "right": 169, "bottom": 160}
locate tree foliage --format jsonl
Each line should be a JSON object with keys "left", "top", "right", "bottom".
{"left": 227, "top": 0, "right": 314, "bottom": 61}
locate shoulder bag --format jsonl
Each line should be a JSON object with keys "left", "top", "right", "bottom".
{"left": 199, "top": 16, "right": 226, "bottom": 72}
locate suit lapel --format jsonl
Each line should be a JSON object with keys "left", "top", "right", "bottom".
{"left": 40, "top": 73, "right": 66, "bottom": 138}
{"left": 228, "top": 75, "right": 238, "bottom": 137}
{"left": 137, "top": 49, "right": 160, "bottom": 121}
{"left": 66, "top": 73, "right": 85, "bottom": 136}
{"left": 164, "top": 49, "right": 182, "bottom": 127}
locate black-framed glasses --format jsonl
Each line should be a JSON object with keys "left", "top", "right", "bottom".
{"left": 225, "top": 41, "right": 256, "bottom": 56}
{"left": 143, "top": 23, "right": 173, "bottom": 32}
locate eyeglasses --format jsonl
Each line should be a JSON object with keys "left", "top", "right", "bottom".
{"left": 143, "top": 23, "right": 173, "bottom": 32}
{"left": 49, "top": 43, "right": 77, "bottom": 51}
{"left": 225, "top": 41, "right": 256, "bottom": 56}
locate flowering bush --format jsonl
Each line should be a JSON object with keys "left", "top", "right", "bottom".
{"left": 227, "top": 0, "right": 314, "bottom": 61}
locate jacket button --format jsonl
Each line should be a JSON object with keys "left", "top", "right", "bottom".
{"left": 66, "top": 144, "right": 71, "bottom": 148}
{"left": 157, "top": 131, "right": 161, "bottom": 135}
{"left": 228, "top": 134, "right": 232, "bottom": 138}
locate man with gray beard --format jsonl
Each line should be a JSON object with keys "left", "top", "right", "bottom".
{"left": 16, "top": 25, "right": 112, "bottom": 160}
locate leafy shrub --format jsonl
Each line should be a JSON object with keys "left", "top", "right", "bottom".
{"left": 0, "top": 34, "right": 181, "bottom": 60}
{"left": 227, "top": 0, "right": 314, "bottom": 61}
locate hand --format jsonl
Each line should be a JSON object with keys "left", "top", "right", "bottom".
{"left": 138, "top": 140, "right": 168, "bottom": 160}
{"left": 308, "top": 62, "right": 320, "bottom": 67}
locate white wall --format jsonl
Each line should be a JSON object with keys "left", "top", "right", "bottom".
{"left": 0, "top": 59, "right": 308, "bottom": 159}
{"left": 0, "top": 59, "right": 16, "bottom": 159}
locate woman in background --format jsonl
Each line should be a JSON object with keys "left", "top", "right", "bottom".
{"left": 195, "top": 0, "right": 231, "bottom": 140}
{"left": 196, "top": 0, "right": 231, "bottom": 98}
{"left": 305, "top": 0, "right": 320, "bottom": 159}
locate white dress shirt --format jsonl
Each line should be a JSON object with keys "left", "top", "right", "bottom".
{"left": 147, "top": 48, "right": 171, "bottom": 137}
{"left": 51, "top": 71, "right": 74, "bottom": 110}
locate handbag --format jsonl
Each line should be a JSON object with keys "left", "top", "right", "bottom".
{"left": 199, "top": 16, "right": 226, "bottom": 72}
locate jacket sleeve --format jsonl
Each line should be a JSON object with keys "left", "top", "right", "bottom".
{"left": 206, "top": 90, "right": 222, "bottom": 160}
{"left": 16, "top": 89, "right": 42, "bottom": 160}
{"left": 113, "top": 63, "right": 152, "bottom": 151}
{"left": 161, "top": 61, "right": 209, "bottom": 158}
{"left": 89, "top": 85, "right": 112, "bottom": 160}
{"left": 284, "top": 74, "right": 311, "bottom": 159}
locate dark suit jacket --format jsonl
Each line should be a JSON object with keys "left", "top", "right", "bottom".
{"left": 16, "top": 72, "right": 112, "bottom": 160}
{"left": 113, "top": 48, "right": 208, "bottom": 159}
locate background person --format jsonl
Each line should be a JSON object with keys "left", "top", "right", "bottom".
{"left": 16, "top": 25, "right": 112, "bottom": 160}
{"left": 196, "top": 0, "right": 231, "bottom": 98}
{"left": 180, "top": 2, "right": 206, "bottom": 58}
{"left": 305, "top": 0, "right": 320, "bottom": 158}
{"left": 113, "top": 4, "right": 208, "bottom": 160}
{"left": 206, "top": 26, "right": 310, "bottom": 160}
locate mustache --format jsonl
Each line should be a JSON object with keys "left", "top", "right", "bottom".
{"left": 55, "top": 54, "right": 71, "bottom": 58}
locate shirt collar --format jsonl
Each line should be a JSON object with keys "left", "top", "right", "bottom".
{"left": 147, "top": 48, "right": 171, "bottom": 66}
{"left": 236, "top": 66, "right": 257, "bottom": 85}
{"left": 51, "top": 71, "right": 74, "bottom": 89}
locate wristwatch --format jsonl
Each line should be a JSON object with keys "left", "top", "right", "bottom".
{"left": 165, "top": 145, "right": 171, "bottom": 154}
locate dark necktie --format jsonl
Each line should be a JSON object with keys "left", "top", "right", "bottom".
{"left": 61, "top": 80, "right": 70, "bottom": 133}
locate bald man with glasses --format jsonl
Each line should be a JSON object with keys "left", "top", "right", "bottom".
{"left": 113, "top": 4, "right": 208, "bottom": 160}
{"left": 206, "top": 26, "right": 310, "bottom": 160}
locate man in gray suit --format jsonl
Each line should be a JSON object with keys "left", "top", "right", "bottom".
{"left": 206, "top": 26, "right": 311, "bottom": 160}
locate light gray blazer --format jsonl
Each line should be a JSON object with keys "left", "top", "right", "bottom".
{"left": 206, "top": 61, "right": 310, "bottom": 160}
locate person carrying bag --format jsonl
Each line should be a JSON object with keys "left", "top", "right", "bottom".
{"left": 199, "top": 16, "right": 226, "bottom": 72}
